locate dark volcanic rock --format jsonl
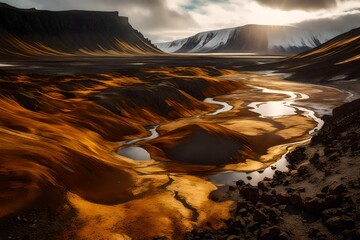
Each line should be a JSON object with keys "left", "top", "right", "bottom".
{"left": 327, "top": 182, "right": 347, "bottom": 195}
{"left": 286, "top": 147, "right": 306, "bottom": 166}
{"left": 240, "top": 185, "right": 259, "bottom": 204}
{"left": 253, "top": 208, "right": 268, "bottom": 223}
{"left": 268, "top": 207, "right": 281, "bottom": 223}
{"left": 276, "top": 193, "right": 291, "bottom": 205}
{"left": 324, "top": 195, "right": 341, "bottom": 209}
{"left": 290, "top": 193, "right": 303, "bottom": 208}
{"left": 324, "top": 216, "right": 355, "bottom": 233}
{"left": 236, "top": 180, "right": 246, "bottom": 188}
{"left": 258, "top": 226, "right": 281, "bottom": 240}
{"left": 321, "top": 208, "right": 344, "bottom": 221}
{"left": 257, "top": 181, "right": 269, "bottom": 191}
{"left": 260, "top": 192, "right": 277, "bottom": 206}
{"left": 303, "top": 197, "right": 325, "bottom": 214}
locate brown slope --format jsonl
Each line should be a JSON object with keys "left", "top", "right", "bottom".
{"left": 0, "top": 3, "right": 162, "bottom": 58}
{"left": 144, "top": 123, "right": 256, "bottom": 165}
{"left": 253, "top": 27, "right": 360, "bottom": 82}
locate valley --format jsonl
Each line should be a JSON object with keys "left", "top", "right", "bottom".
{"left": 0, "top": 2, "right": 359, "bottom": 240}
{"left": 0, "top": 57, "right": 352, "bottom": 239}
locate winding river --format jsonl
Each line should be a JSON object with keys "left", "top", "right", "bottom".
{"left": 117, "top": 97, "right": 234, "bottom": 161}
{"left": 209, "top": 85, "right": 327, "bottom": 185}
{"left": 117, "top": 79, "right": 332, "bottom": 186}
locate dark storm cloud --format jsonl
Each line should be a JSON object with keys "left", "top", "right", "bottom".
{"left": 98, "top": 0, "right": 198, "bottom": 31}
{"left": 296, "top": 12, "right": 360, "bottom": 33}
{"left": 1, "top": 0, "right": 198, "bottom": 32}
{"left": 254, "top": 0, "right": 337, "bottom": 11}
{"left": 2, "top": 0, "right": 359, "bottom": 42}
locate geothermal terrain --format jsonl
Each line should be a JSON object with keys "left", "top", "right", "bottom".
{"left": 0, "top": 3, "right": 359, "bottom": 240}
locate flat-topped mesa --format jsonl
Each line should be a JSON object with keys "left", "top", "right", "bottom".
{"left": 0, "top": 4, "right": 162, "bottom": 58}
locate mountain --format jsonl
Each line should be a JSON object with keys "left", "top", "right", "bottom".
{"left": 256, "top": 27, "right": 360, "bottom": 82}
{"left": 0, "top": 3, "right": 162, "bottom": 58}
{"left": 156, "top": 24, "right": 338, "bottom": 54}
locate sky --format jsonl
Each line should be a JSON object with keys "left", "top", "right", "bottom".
{"left": 2, "top": 0, "right": 360, "bottom": 42}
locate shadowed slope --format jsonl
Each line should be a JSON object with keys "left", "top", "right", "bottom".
{"left": 0, "top": 3, "right": 162, "bottom": 58}
{"left": 145, "top": 124, "right": 256, "bottom": 165}
{"left": 0, "top": 67, "right": 242, "bottom": 219}
{"left": 249, "top": 27, "right": 360, "bottom": 82}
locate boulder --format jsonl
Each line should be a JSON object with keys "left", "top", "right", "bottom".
{"left": 308, "top": 228, "right": 320, "bottom": 239}
{"left": 324, "top": 216, "right": 343, "bottom": 232}
{"left": 236, "top": 180, "right": 245, "bottom": 188}
{"left": 236, "top": 200, "right": 249, "bottom": 209}
{"left": 273, "top": 170, "right": 286, "bottom": 180}
{"left": 260, "top": 192, "right": 277, "bottom": 206}
{"left": 309, "top": 153, "right": 320, "bottom": 164}
{"left": 253, "top": 209, "right": 268, "bottom": 223}
{"left": 297, "top": 165, "right": 309, "bottom": 176}
{"left": 240, "top": 185, "right": 259, "bottom": 204}
{"left": 324, "top": 195, "right": 341, "bottom": 208}
{"left": 328, "top": 182, "right": 346, "bottom": 195}
{"left": 321, "top": 208, "right": 344, "bottom": 221}
{"left": 276, "top": 193, "right": 290, "bottom": 205}
{"left": 258, "top": 226, "right": 281, "bottom": 240}
{"left": 268, "top": 207, "right": 281, "bottom": 223}
{"left": 233, "top": 216, "right": 246, "bottom": 228}
{"left": 286, "top": 147, "right": 306, "bottom": 166}
{"left": 237, "top": 208, "right": 248, "bottom": 217}
{"left": 324, "top": 215, "right": 355, "bottom": 233}
{"left": 257, "top": 181, "right": 269, "bottom": 191}
{"left": 290, "top": 193, "right": 303, "bottom": 208}
{"left": 303, "top": 197, "right": 325, "bottom": 214}
{"left": 278, "top": 232, "right": 290, "bottom": 240}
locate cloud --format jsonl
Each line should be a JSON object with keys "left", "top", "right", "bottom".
{"left": 295, "top": 10, "right": 360, "bottom": 33}
{"left": 1, "top": 0, "right": 198, "bottom": 41}
{"left": 254, "top": 0, "right": 337, "bottom": 11}
{"left": 1, "top": 0, "right": 360, "bottom": 42}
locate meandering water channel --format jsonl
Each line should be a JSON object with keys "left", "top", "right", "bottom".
{"left": 117, "top": 76, "right": 338, "bottom": 186}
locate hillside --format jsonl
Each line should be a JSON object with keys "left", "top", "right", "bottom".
{"left": 0, "top": 3, "right": 162, "bottom": 58}
{"left": 268, "top": 27, "right": 360, "bottom": 82}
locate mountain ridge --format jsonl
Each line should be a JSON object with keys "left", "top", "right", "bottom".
{"left": 0, "top": 4, "right": 162, "bottom": 58}
{"left": 271, "top": 26, "right": 360, "bottom": 82}
{"left": 156, "top": 24, "right": 340, "bottom": 54}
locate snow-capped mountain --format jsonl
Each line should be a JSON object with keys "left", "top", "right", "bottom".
{"left": 156, "top": 24, "right": 339, "bottom": 54}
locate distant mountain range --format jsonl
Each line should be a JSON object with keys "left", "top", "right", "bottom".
{"left": 156, "top": 24, "right": 342, "bottom": 54}
{"left": 0, "top": 3, "right": 161, "bottom": 58}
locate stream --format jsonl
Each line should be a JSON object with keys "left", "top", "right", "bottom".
{"left": 117, "top": 97, "right": 233, "bottom": 161}
{"left": 209, "top": 85, "right": 325, "bottom": 185}
{"left": 117, "top": 83, "right": 327, "bottom": 185}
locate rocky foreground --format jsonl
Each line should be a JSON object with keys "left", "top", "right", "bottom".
{"left": 181, "top": 98, "right": 360, "bottom": 240}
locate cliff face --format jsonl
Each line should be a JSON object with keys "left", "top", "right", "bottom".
{"left": 0, "top": 3, "right": 162, "bottom": 58}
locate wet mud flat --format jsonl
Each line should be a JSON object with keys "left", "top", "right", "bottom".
{"left": 0, "top": 57, "right": 351, "bottom": 239}
{"left": 0, "top": 54, "right": 281, "bottom": 75}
